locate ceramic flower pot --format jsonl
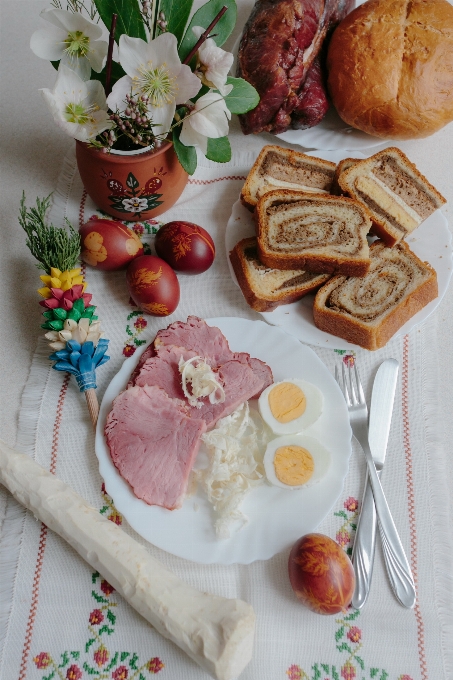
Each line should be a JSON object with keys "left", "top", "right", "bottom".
{"left": 75, "top": 140, "right": 189, "bottom": 221}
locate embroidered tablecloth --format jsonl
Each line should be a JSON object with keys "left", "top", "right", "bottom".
{"left": 0, "top": 147, "right": 452, "bottom": 680}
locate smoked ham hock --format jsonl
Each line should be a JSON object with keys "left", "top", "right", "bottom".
{"left": 0, "top": 439, "right": 255, "bottom": 680}
{"left": 237, "top": 0, "right": 354, "bottom": 134}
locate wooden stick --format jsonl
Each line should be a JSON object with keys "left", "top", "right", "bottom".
{"left": 183, "top": 6, "right": 228, "bottom": 65}
{"left": 85, "top": 388, "right": 99, "bottom": 429}
{"left": 0, "top": 440, "right": 256, "bottom": 680}
{"left": 104, "top": 13, "right": 118, "bottom": 97}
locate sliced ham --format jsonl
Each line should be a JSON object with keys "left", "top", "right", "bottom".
{"left": 105, "top": 385, "right": 206, "bottom": 510}
{"left": 152, "top": 316, "right": 273, "bottom": 397}
{"left": 134, "top": 347, "right": 265, "bottom": 430}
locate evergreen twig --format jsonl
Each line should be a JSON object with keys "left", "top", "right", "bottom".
{"left": 19, "top": 192, "right": 81, "bottom": 273}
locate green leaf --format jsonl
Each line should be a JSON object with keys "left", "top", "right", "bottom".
{"left": 206, "top": 137, "right": 231, "bottom": 163}
{"left": 223, "top": 77, "right": 259, "bottom": 114}
{"left": 92, "top": 571, "right": 100, "bottom": 582}
{"left": 98, "top": 625, "right": 114, "bottom": 635}
{"left": 43, "top": 672, "right": 55, "bottom": 680}
{"left": 99, "top": 506, "right": 108, "bottom": 514}
{"left": 179, "top": 0, "right": 237, "bottom": 60}
{"left": 370, "top": 669, "right": 379, "bottom": 678}
{"left": 107, "top": 609, "right": 116, "bottom": 625}
{"left": 172, "top": 133, "right": 197, "bottom": 175}
{"left": 58, "top": 651, "right": 70, "bottom": 668}
{"left": 332, "top": 667, "right": 340, "bottom": 680}
{"left": 336, "top": 643, "right": 352, "bottom": 653}
{"left": 93, "top": 0, "right": 146, "bottom": 41}
{"left": 129, "top": 653, "right": 139, "bottom": 670}
{"left": 334, "top": 510, "right": 348, "bottom": 519}
{"left": 158, "top": 0, "right": 193, "bottom": 43}
{"left": 354, "top": 655, "right": 365, "bottom": 670}
{"left": 335, "top": 626, "right": 344, "bottom": 642}
{"left": 321, "top": 664, "right": 329, "bottom": 673}
{"left": 85, "top": 638, "right": 96, "bottom": 653}
{"left": 126, "top": 173, "right": 140, "bottom": 190}
{"left": 105, "top": 652, "right": 119, "bottom": 671}
{"left": 120, "top": 652, "right": 130, "bottom": 662}
{"left": 91, "top": 590, "right": 109, "bottom": 603}
{"left": 70, "top": 652, "right": 80, "bottom": 660}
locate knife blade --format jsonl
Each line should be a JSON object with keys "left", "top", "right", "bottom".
{"left": 352, "top": 358, "right": 405, "bottom": 608}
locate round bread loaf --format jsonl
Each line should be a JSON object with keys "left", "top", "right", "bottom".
{"left": 326, "top": 0, "right": 453, "bottom": 139}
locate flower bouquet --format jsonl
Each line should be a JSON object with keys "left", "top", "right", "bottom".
{"left": 31, "top": 0, "right": 259, "bottom": 175}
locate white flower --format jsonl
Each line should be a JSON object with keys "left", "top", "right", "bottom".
{"left": 30, "top": 8, "right": 108, "bottom": 81}
{"left": 41, "top": 65, "right": 113, "bottom": 142}
{"left": 193, "top": 26, "right": 233, "bottom": 95}
{"left": 122, "top": 197, "right": 149, "bottom": 212}
{"left": 179, "top": 91, "right": 232, "bottom": 155}
{"left": 107, "top": 33, "right": 201, "bottom": 137}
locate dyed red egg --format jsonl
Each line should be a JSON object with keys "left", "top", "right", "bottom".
{"left": 80, "top": 217, "right": 143, "bottom": 271}
{"left": 288, "top": 533, "right": 355, "bottom": 615}
{"left": 155, "top": 221, "right": 215, "bottom": 274}
{"left": 126, "top": 255, "right": 180, "bottom": 316}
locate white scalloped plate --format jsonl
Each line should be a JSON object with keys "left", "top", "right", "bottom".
{"left": 95, "top": 317, "right": 352, "bottom": 564}
{"left": 226, "top": 150, "right": 453, "bottom": 350}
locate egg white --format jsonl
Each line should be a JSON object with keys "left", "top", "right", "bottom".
{"left": 258, "top": 378, "right": 323, "bottom": 435}
{"left": 264, "top": 434, "right": 331, "bottom": 490}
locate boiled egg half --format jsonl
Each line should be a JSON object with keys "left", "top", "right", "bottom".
{"left": 258, "top": 378, "right": 323, "bottom": 435}
{"left": 264, "top": 434, "right": 331, "bottom": 490}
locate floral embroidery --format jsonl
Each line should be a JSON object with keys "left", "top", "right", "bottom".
{"left": 123, "top": 311, "right": 149, "bottom": 357}
{"left": 334, "top": 497, "right": 359, "bottom": 557}
{"left": 285, "top": 497, "right": 414, "bottom": 680}
{"left": 100, "top": 484, "right": 123, "bottom": 525}
{"left": 33, "top": 652, "right": 51, "bottom": 669}
{"left": 32, "top": 489, "right": 164, "bottom": 680}
{"left": 334, "top": 350, "right": 356, "bottom": 367}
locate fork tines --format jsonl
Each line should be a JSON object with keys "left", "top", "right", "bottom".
{"left": 335, "top": 362, "right": 365, "bottom": 406}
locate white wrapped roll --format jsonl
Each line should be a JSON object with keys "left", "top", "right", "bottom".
{"left": 0, "top": 440, "right": 255, "bottom": 680}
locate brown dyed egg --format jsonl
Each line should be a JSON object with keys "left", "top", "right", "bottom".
{"left": 155, "top": 221, "right": 215, "bottom": 274}
{"left": 126, "top": 255, "right": 180, "bottom": 316}
{"left": 288, "top": 533, "right": 355, "bottom": 615}
{"left": 80, "top": 217, "right": 143, "bottom": 270}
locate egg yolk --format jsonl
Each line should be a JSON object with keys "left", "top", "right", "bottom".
{"left": 268, "top": 382, "right": 306, "bottom": 423}
{"left": 273, "top": 445, "right": 314, "bottom": 486}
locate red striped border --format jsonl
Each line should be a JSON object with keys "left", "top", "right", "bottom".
{"left": 17, "top": 358, "right": 71, "bottom": 679}
{"left": 188, "top": 175, "right": 246, "bottom": 185}
{"left": 79, "top": 189, "right": 87, "bottom": 229}
{"left": 402, "top": 334, "right": 428, "bottom": 679}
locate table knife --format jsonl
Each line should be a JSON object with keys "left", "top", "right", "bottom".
{"left": 352, "top": 358, "right": 416, "bottom": 609}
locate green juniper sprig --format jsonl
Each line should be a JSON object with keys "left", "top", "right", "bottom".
{"left": 19, "top": 192, "right": 81, "bottom": 273}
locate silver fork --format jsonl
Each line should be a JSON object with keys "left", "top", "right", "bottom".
{"left": 336, "top": 361, "right": 416, "bottom": 608}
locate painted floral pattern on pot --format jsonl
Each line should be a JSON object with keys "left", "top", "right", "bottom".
{"left": 103, "top": 169, "right": 167, "bottom": 218}
{"left": 285, "top": 497, "right": 413, "bottom": 680}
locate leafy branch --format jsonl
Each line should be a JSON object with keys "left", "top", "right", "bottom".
{"left": 19, "top": 193, "right": 81, "bottom": 273}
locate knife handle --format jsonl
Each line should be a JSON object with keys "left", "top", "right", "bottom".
{"left": 351, "top": 472, "right": 378, "bottom": 609}
{"left": 352, "top": 468, "right": 417, "bottom": 609}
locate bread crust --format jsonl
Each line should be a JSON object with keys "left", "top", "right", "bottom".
{"left": 241, "top": 145, "right": 336, "bottom": 210}
{"left": 313, "top": 241, "right": 438, "bottom": 350}
{"left": 338, "top": 147, "right": 446, "bottom": 246}
{"left": 326, "top": 0, "right": 453, "bottom": 139}
{"left": 230, "top": 237, "right": 330, "bottom": 312}
{"left": 255, "top": 190, "right": 371, "bottom": 276}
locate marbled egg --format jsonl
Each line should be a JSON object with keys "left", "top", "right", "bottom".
{"left": 80, "top": 217, "right": 143, "bottom": 270}
{"left": 126, "top": 255, "right": 180, "bottom": 316}
{"left": 155, "top": 221, "right": 215, "bottom": 274}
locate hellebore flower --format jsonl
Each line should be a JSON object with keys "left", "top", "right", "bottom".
{"left": 193, "top": 26, "right": 233, "bottom": 95}
{"left": 41, "top": 65, "right": 113, "bottom": 142}
{"left": 30, "top": 8, "right": 107, "bottom": 80}
{"left": 107, "top": 33, "right": 201, "bottom": 137}
{"left": 179, "top": 90, "right": 231, "bottom": 154}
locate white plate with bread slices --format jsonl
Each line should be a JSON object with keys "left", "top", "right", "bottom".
{"left": 226, "top": 148, "right": 452, "bottom": 350}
